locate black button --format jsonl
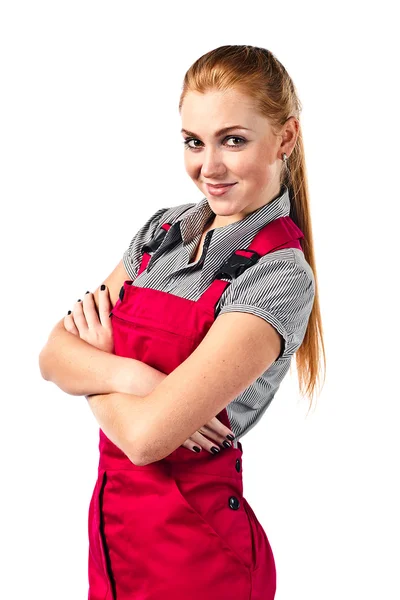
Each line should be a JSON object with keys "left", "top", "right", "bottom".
{"left": 235, "top": 458, "right": 241, "bottom": 472}
{"left": 228, "top": 496, "right": 240, "bottom": 510}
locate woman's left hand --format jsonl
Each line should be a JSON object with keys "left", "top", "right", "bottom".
{"left": 64, "top": 287, "right": 114, "bottom": 354}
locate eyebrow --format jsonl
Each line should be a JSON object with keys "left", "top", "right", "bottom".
{"left": 181, "top": 125, "right": 252, "bottom": 137}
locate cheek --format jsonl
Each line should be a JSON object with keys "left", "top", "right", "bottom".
{"left": 233, "top": 146, "right": 274, "bottom": 184}
{"left": 184, "top": 154, "right": 198, "bottom": 177}
{"left": 238, "top": 161, "right": 274, "bottom": 188}
{"left": 258, "top": 143, "right": 279, "bottom": 181}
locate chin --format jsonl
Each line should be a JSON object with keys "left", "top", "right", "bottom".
{"left": 208, "top": 200, "right": 240, "bottom": 214}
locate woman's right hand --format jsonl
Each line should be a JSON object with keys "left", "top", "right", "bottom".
{"left": 180, "top": 417, "right": 235, "bottom": 455}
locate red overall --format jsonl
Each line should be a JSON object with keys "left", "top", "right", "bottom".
{"left": 87, "top": 214, "right": 304, "bottom": 600}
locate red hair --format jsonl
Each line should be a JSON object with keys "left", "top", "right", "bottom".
{"left": 179, "top": 45, "right": 326, "bottom": 412}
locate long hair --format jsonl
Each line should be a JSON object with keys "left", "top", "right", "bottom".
{"left": 178, "top": 45, "right": 326, "bottom": 411}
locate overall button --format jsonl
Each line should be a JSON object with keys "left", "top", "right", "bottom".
{"left": 228, "top": 496, "right": 240, "bottom": 510}
{"left": 235, "top": 458, "right": 241, "bottom": 472}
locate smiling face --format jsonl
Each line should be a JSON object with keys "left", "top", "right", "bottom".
{"left": 181, "top": 88, "right": 298, "bottom": 228}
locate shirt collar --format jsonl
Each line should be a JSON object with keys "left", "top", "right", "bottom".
{"left": 176, "top": 183, "right": 291, "bottom": 245}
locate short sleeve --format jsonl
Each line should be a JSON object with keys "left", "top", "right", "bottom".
{"left": 215, "top": 256, "right": 316, "bottom": 360}
{"left": 122, "top": 207, "right": 169, "bottom": 280}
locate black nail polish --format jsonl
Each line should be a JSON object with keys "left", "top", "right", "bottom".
{"left": 192, "top": 446, "right": 201, "bottom": 453}
{"left": 85, "top": 290, "right": 90, "bottom": 294}
{"left": 222, "top": 441, "right": 231, "bottom": 448}
{"left": 210, "top": 446, "right": 220, "bottom": 454}
{"left": 67, "top": 310, "right": 71, "bottom": 315}
{"left": 77, "top": 299, "right": 81, "bottom": 302}
{"left": 226, "top": 434, "right": 234, "bottom": 441}
{"left": 101, "top": 284, "right": 106, "bottom": 291}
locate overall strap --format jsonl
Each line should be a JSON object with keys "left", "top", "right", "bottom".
{"left": 197, "top": 215, "right": 304, "bottom": 309}
{"left": 133, "top": 213, "right": 304, "bottom": 313}
{"left": 137, "top": 204, "right": 193, "bottom": 276}
{"left": 137, "top": 222, "right": 171, "bottom": 276}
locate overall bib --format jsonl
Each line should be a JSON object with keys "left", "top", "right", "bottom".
{"left": 87, "top": 214, "right": 304, "bottom": 600}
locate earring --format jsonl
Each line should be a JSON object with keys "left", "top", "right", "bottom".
{"left": 282, "top": 153, "right": 288, "bottom": 163}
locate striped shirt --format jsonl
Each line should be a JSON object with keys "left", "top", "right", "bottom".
{"left": 122, "top": 184, "right": 315, "bottom": 446}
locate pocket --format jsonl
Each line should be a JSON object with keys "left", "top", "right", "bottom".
{"left": 110, "top": 314, "right": 196, "bottom": 370}
{"left": 88, "top": 475, "right": 104, "bottom": 573}
{"left": 88, "top": 472, "right": 115, "bottom": 599}
{"left": 241, "top": 497, "right": 262, "bottom": 571}
{"left": 111, "top": 313, "right": 195, "bottom": 342}
{"left": 171, "top": 476, "right": 257, "bottom": 574}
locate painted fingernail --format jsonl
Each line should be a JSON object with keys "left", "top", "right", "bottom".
{"left": 210, "top": 446, "right": 220, "bottom": 454}
{"left": 85, "top": 290, "right": 90, "bottom": 294}
{"left": 222, "top": 441, "right": 231, "bottom": 448}
{"left": 226, "top": 434, "right": 234, "bottom": 441}
{"left": 77, "top": 299, "right": 81, "bottom": 302}
{"left": 192, "top": 446, "right": 201, "bottom": 453}
{"left": 101, "top": 284, "right": 106, "bottom": 291}
{"left": 67, "top": 310, "right": 71, "bottom": 315}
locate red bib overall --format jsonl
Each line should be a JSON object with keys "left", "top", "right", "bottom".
{"left": 87, "top": 215, "right": 304, "bottom": 600}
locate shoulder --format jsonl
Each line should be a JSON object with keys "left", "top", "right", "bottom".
{"left": 216, "top": 247, "right": 315, "bottom": 360}
{"left": 132, "top": 200, "right": 196, "bottom": 237}
{"left": 122, "top": 201, "right": 196, "bottom": 279}
{"left": 219, "top": 247, "right": 315, "bottom": 301}
{"left": 160, "top": 201, "right": 196, "bottom": 225}
{"left": 258, "top": 247, "right": 315, "bottom": 290}
{"left": 127, "top": 201, "right": 196, "bottom": 244}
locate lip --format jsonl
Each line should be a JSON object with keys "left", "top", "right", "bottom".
{"left": 206, "top": 182, "right": 237, "bottom": 196}
{"left": 205, "top": 182, "right": 236, "bottom": 188}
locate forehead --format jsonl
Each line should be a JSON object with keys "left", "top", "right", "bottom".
{"left": 181, "top": 89, "right": 267, "bottom": 133}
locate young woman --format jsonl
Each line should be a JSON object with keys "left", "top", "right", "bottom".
{"left": 39, "top": 45, "right": 325, "bottom": 600}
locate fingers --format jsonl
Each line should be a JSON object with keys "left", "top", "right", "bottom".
{"left": 64, "top": 312, "right": 79, "bottom": 335}
{"left": 181, "top": 416, "right": 235, "bottom": 454}
{"left": 202, "top": 416, "right": 234, "bottom": 442}
{"left": 97, "top": 284, "right": 112, "bottom": 327}
{"left": 66, "top": 286, "right": 111, "bottom": 331}
{"left": 185, "top": 430, "right": 232, "bottom": 454}
{"left": 180, "top": 439, "right": 203, "bottom": 453}
{"left": 71, "top": 297, "right": 88, "bottom": 334}
{"left": 81, "top": 291, "right": 101, "bottom": 329}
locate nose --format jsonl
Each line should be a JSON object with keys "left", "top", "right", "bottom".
{"left": 200, "top": 148, "right": 226, "bottom": 179}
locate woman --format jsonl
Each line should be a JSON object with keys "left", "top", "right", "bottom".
{"left": 39, "top": 45, "right": 325, "bottom": 599}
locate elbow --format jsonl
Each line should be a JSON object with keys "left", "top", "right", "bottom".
{"left": 124, "top": 433, "right": 150, "bottom": 467}
{"left": 128, "top": 453, "right": 149, "bottom": 467}
{"left": 124, "top": 403, "right": 175, "bottom": 466}
{"left": 126, "top": 446, "right": 149, "bottom": 467}
{"left": 125, "top": 429, "right": 161, "bottom": 467}
{"left": 38, "top": 348, "right": 76, "bottom": 395}
{"left": 38, "top": 348, "right": 51, "bottom": 381}
{"left": 126, "top": 432, "right": 176, "bottom": 467}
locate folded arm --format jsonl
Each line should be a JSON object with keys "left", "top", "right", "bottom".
{"left": 38, "top": 259, "right": 167, "bottom": 397}
{"left": 39, "top": 320, "right": 165, "bottom": 396}
{"left": 88, "top": 310, "right": 282, "bottom": 466}
{"left": 38, "top": 258, "right": 282, "bottom": 464}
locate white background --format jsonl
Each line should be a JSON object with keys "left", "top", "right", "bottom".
{"left": 1, "top": 1, "right": 399, "bottom": 599}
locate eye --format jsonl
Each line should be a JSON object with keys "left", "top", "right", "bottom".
{"left": 182, "top": 138, "right": 202, "bottom": 149}
{"left": 182, "top": 135, "right": 247, "bottom": 150}
{"left": 225, "top": 136, "right": 245, "bottom": 147}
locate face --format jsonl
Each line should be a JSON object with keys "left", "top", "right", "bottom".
{"left": 181, "top": 88, "right": 298, "bottom": 228}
